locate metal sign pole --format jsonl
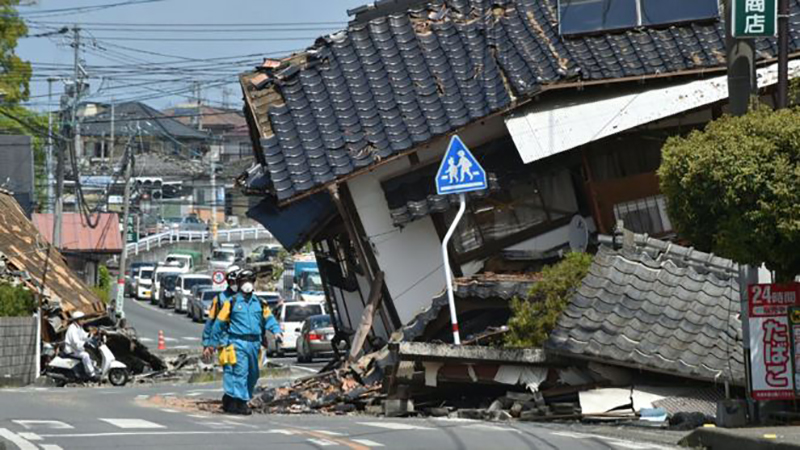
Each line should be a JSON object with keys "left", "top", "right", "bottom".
{"left": 441, "top": 193, "right": 467, "bottom": 345}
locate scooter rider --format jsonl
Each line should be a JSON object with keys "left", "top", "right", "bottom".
{"left": 212, "top": 269, "right": 282, "bottom": 415}
{"left": 64, "top": 311, "right": 98, "bottom": 381}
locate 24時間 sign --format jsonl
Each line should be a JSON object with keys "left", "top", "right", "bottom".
{"left": 748, "top": 283, "right": 800, "bottom": 400}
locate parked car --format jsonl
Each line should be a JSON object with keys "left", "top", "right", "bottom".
{"left": 134, "top": 265, "right": 155, "bottom": 300}
{"left": 126, "top": 262, "right": 152, "bottom": 297}
{"left": 190, "top": 288, "right": 223, "bottom": 323}
{"left": 296, "top": 314, "right": 335, "bottom": 363}
{"left": 151, "top": 262, "right": 184, "bottom": 306}
{"left": 158, "top": 272, "right": 181, "bottom": 308}
{"left": 165, "top": 216, "right": 207, "bottom": 233}
{"left": 247, "top": 243, "right": 282, "bottom": 264}
{"left": 274, "top": 301, "right": 326, "bottom": 354}
{"left": 208, "top": 247, "right": 244, "bottom": 271}
{"left": 174, "top": 274, "right": 213, "bottom": 313}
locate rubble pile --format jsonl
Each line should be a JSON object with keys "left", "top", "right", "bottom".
{"left": 251, "top": 350, "right": 388, "bottom": 414}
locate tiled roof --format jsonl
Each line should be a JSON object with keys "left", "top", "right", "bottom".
{"left": 546, "top": 234, "right": 744, "bottom": 385}
{"left": 241, "top": 0, "right": 800, "bottom": 202}
{"left": 0, "top": 192, "right": 105, "bottom": 315}
{"left": 81, "top": 102, "right": 209, "bottom": 140}
{"left": 33, "top": 213, "right": 123, "bottom": 254}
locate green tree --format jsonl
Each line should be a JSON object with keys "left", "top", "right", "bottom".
{"left": 0, "top": 282, "right": 35, "bottom": 317}
{"left": 658, "top": 106, "right": 800, "bottom": 281}
{"left": 91, "top": 265, "right": 112, "bottom": 304}
{"left": 505, "top": 252, "right": 593, "bottom": 348}
{"left": 0, "top": 0, "right": 31, "bottom": 104}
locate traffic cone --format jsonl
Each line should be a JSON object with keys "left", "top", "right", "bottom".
{"left": 158, "top": 330, "right": 166, "bottom": 350}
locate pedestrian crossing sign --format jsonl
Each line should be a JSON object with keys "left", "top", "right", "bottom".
{"left": 435, "top": 135, "right": 487, "bottom": 195}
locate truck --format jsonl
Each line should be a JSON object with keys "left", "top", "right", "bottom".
{"left": 165, "top": 249, "right": 203, "bottom": 272}
{"left": 283, "top": 257, "right": 324, "bottom": 303}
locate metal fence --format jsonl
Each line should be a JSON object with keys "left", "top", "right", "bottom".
{"left": 126, "top": 227, "right": 273, "bottom": 255}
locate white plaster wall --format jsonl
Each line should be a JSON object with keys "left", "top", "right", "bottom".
{"left": 347, "top": 164, "right": 447, "bottom": 326}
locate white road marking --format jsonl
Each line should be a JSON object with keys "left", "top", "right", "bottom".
{"left": 99, "top": 419, "right": 165, "bottom": 429}
{"left": 471, "top": 424, "right": 521, "bottom": 433}
{"left": 172, "top": 345, "right": 190, "bottom": 349}
{"left": 0, "top": 428, "right": 38, "bottom": 450}
{"left": 160, "top": 409, "right": 180, "bottom": 414}
{"left": 606, "top": 443, "right": 652, "bottom": 450}
{"left": 38, "top": 430, "right": 298, "bottom": 438}
{"left": 188, "top": 414, "right": 209, "bottom": 419}
{"left": 358, "top": 422, "right": 434, "bottom": 431}
{"left": 139, "top": 337, "right": 154, "bottom": 343}
{"left": 551, "top": 431, "right": 592, "bottom": 439}
{"left": 315, "top": 430, "right": 345, "bottom": 436}
{"left": 40, "top": 445, "right": 64, "bottom": 450}
{"left": 135, "top": 395, "right": 149, "bottom": 400}
{"left": 17, "top": 432, "right": 41, "bottom": 441}
{"left": 307, "top": 438, "right": 337, "bottom": 446}
{"left": 199, "top": 421, "right": 234, "bottom": 429}
{"left": 352, "top": 439, "right": 385, "bottom": 447}
{"left": 182, "top": 337, "right": 200, "bottom": 341}
{"left": 186, "top": 392, "right": 203, "bottom": 397}
{"left": 162, "top": 337, "right": 178, "bottom": 342}
{"left": 12, "top": 421, "right": 74, "bottom": 430}
{"left": 223, "top": 420, "right": 257, "bottom": 429}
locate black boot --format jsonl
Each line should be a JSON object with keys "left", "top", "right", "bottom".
{"left": 235, "top": 399, "right": 252, "bottom": 416}
{"left": 222, "top": 394, "right": 234, "bottom": 413}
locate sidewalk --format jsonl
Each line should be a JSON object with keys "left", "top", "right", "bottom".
{"left": 680, "top": 426, "right": 800, "bottom": 449}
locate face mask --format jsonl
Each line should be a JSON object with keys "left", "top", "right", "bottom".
{"left": 229, "top": 283, "right": 238, "bottom": 292}
{"left": 241, "top": 282, "right": 254, "bottom": 294}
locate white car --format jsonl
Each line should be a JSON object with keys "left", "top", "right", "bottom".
{"left": 275, "top": 302, "right": 326, "bottom": 352}
{"left": 135, "top": 265, "right": 155, "bottom": 300}
{"left": 174, "top": 273, "right": 213, "bottom": 313}
{"left": 208, "top": 247, "right": 243, "bottom": 271}
{"left": 152, "top": 263, "right": 183, "bottom": 307}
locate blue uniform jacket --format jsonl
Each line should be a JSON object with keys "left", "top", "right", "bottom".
{"left": 201, "top": 288, "right": 235, "bottom": 347}
{"left": 211, "top": 292, "right": 281, "bottom": 348}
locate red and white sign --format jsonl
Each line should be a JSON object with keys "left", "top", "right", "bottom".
{"left": 748, "top": 283, "right": 800, "bottom": 401}
{"left": 212, "top": 270, "right": 226, "bottom": 286}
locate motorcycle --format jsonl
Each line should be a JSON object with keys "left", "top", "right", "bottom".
{"left": 44, "top": 333, "right": 130, "bottom": 387}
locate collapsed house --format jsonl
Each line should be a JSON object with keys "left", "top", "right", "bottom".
{"left": 237, "top": 0, "right": 800, "bottom": 354}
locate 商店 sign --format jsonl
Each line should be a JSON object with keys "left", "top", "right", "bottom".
{"left": 732, "top": 0, "right": 777, "bottom": 38}
{"left": 748, "top": 283, "right": 800, "bottom": 400}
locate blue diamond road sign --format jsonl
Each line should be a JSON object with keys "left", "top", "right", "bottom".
{"left": 435, "top": 135, "right": 487, "bottom": 195}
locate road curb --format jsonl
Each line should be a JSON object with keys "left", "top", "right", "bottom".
{"left": 680, "top": 427, "right": 800, "bottom": 450}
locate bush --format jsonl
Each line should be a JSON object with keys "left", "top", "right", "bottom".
{"left": 93, "top": 265, "right": 111, "bottom": 304}
{"left": 505, "top": 252, "right": 593, "bottom": 348}
{"left": 658, "top": 106, "right": 800, "bottom": 281}
{"left": 0, "top": 283, "right": 35, "bottom": 317}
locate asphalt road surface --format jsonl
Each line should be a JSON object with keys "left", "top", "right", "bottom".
{"left": 0, "top": 383, "right": 679, "bottom": 450}
{"left": 123, "top": 295, "right": 328, "bottom": 371}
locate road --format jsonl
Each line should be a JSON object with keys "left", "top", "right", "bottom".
{"left": 123, "top": 295, "right": 328, "bottom": 370}
{"left": 0, "top": 383, "right": 678, "bottom": 450}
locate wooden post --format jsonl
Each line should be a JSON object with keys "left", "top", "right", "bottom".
{"left": 348, "top": 271, "right": 385, "bottom": 362}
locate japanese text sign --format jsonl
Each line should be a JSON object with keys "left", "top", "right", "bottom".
{"left": 789, "top": 306, "right": 800, "bottom": 398}
{"left": 732, "top": 0, "right": 777, "bottom": 38}
{"left": 748, "top": 283, "right": 800, "bottom": 400}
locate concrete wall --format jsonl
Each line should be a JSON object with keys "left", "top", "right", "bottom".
{"left": 0, "top": 317, "right": 37, "bottom": 387}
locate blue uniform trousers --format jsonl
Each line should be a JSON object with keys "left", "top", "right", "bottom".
{"left": 223, "top": 338, "right": 261, "bottom": 402}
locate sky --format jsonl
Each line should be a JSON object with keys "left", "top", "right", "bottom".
{"left": 16, "top": 0, "right": 366, "bottom": 112}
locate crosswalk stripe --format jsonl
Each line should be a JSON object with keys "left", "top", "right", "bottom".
{"left": 163, "top": 337, "right": 178, "bottom": 342}
{"left": 17, "top": 432, "right": 41, "bottom": 441}
{"left": 182, "top": 337, "right": 200, "bottom": 341}
{"left": 359, "top": 422, "right": 434, "bottom": 431}
{"left": 139, "top": 337, "right": 154, "bottom": 342}
{"left": 352, "top": 439, "right": 385, "bottom": 447}
{"left": 12, "top": 420, "right": 73, "bottom": 430}
{"left": 100, "top": 419, "right": 165, "bottom": 429}
{"left": 316, "top": 430, "right": 345, "bottom": 436}
{"left": 307, "top": 438, "right": 337, "bottom": 446}
{"left": 0, "top": 429, "right": 38, "bottom": 450}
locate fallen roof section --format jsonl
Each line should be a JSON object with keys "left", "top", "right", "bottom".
{"left": 0, "top": 191, "right": 106, "bottom": 315}
{"left": 240, "top": 0, "right": 800, "bottom": 204}
{"left": 546, "top": 230, "right": 744, "bottom": 385}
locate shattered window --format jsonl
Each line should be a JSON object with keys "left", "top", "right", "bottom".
{"left": 446, "top": 169, "right": 577, "bottom": 256}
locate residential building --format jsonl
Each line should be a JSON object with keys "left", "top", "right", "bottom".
{"left": 0, "top": 135, "right": 34, "bottom": 216}
{"left": 236, "top": 0, "right": 800, "bottom": 344}
{"left": 33, "top": 212, "right": 123, "bottom": 286}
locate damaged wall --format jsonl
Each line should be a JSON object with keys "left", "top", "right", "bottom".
{"left": 0, "top": 317, "right": 37, "bottom": 386}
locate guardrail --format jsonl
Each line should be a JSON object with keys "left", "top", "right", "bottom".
{"left": 126, "top": 227, "right": 273, "bottom": 255}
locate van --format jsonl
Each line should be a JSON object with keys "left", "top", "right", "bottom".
{"left": 134, "top": 265, "right": 155, "bottom": 300}
{"left": 208, "top": 247, "right": 244, "bottom": 271}
{"left": 151, "top": 262, "right": 184, "bottom": 307}
{"left": 174, "top": 273, "right": 213, "bottom": 313}
{"left": 275, "top": 302, "right": 326, "bottom": 353}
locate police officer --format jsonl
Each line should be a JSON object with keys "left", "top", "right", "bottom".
{"left": 202, "top": 265, "right": 239, "bottom": 411}
{"left": 212, "top": 269, "right": 282, "bottom": 415}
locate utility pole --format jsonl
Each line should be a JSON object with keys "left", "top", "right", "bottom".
{"left": 210, "top": 152, "right": 218, "bottom": 246}
{"left": 114, "top": 125, "right": 137, "bottom": 323}
{"left": 725, "top": 0, "right": 756, "bottom": 116}
{"left": 109, "top": 98, "right": 115, "bottom": 162}
{"left": 777, "top": 0, "right": 789, "bottom": 109}
{"left": 46, "top": 78, "right": 55, "bottom": 213}
{"left": 55, "top": 25, "right": 81, "bottom": 246}
{"left": 71, "top": 25, "right": 82, "bottom": 214}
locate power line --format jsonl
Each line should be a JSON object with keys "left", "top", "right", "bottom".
{"left": 28, "top": 19, "right": 347, "bottom": 27}
{"left": 15, "top": 0, "right": 171, "bottom": 17}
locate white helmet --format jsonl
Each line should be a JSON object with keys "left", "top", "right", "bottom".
{"left": 71, "top": 311, "right": 85, "bottom": 320}
{"left": 226, "top": 264, "right": 240, "bottom": 275}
